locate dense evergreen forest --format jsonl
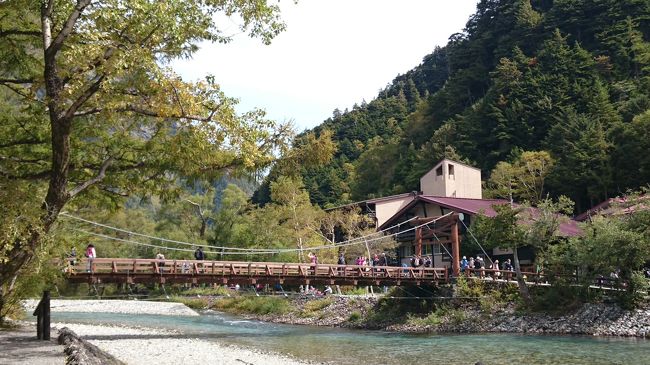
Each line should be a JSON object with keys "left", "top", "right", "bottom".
{"left": 255, "top": 0, "right": 650, "bottom": 213}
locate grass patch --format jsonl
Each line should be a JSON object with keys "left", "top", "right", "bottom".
{"left": 212, "top": 296, "right": 291, "bottom": 315}
{"left": 171, "top": 296, "right": 209, "bottom": 310}
{"left": 182, "top": 286, "right": 231, "bottom": 296}
{"left": 343, "top": 287, "right": 368, "bottom": 295}
{"left": 348, "top": 310, "right": 362, "bottom": 322}
{"left": 407, "top": 310, "right": 444, "bottom": 326}
{"left": 304, "top": 297, "right": 334, "bottom": 312}
{"left": 301, "top": 297, "right": 334, "bottom": 317}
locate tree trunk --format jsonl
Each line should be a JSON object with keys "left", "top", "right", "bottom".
{"left": 513, "top": 248, "right": 532, "bottom": 306}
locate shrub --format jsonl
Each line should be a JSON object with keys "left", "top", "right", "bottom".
{"left": 343, "top": 287, "right": 368, "bottom": 295}
{"left": 303, "top": 297, "right": 334, "bottom": 312}
{"left": 617, "top": 271, "right": 649, "bottom": 309}
{"left": 455, "top": 276, "right": 485, "bottom": 298}
{"left": 171, "top": 296, "right": 209, "bottom": 309}
{"left": 348, "top": 310, "right": 362, "bottom": 322}
{"left": 183, "top": 286, "right": 231, "bottom": 296}
{"left": 212, "top": 296, "right": 291, "bottom": 315}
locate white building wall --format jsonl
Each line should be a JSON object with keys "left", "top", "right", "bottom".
{"left": 420, "top": 159, "right": 482, "bottom": 198}
{"left": 374, "top": 196, "right": 415, "bottom": 228}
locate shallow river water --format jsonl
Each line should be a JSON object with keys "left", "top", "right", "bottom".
{"left": 52, "top": 310, "right": 650, "bottom": 365}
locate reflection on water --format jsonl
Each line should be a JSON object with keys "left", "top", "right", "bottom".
{"left": 51, "top": 310, "right": 649, "bottom": 365}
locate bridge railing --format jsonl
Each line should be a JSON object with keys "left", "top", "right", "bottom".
{"left": 66, "top": 258, "right": 449, "bottom": 283}
{"left": 463, "top": 268, "right": 544, "bottom": 283}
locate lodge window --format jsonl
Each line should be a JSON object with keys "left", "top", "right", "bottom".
{"left": 435, "top": 165, "right": 443, "bottom": 177}
{"left": 448, "top": 164, "right": 455, "bottom": 180}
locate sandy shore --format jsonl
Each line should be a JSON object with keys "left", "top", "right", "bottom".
{"left": 51, "top": 322, "right": 310, "bottom": 365}
{"left": 22, "top": 299, "right": 199, "bottom": 316}
{"left": 0, "top": 322, "right": 65, "bottom": 365}
{"left": 20, "top": 299, "right": 310, "bottom": 365}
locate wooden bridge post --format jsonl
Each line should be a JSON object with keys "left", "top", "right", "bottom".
{"left": 451, "top": 213, "right": 460, "bottom": 277}
{"left": 415, "top": 227, "right": 423, "bottom": 257}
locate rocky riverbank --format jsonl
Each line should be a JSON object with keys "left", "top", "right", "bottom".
{"left": 19, "top": 299, "right": 313, "bottom": 365}
{"left": 216, "top": 295, "right": 650, "bottom": 338}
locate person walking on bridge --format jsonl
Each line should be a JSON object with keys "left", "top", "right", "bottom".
{"left": 194, "top": 246, "right": 205, "bottom": 260}
{"left": 85, "top": 244, "right": 96, "bottom": 273}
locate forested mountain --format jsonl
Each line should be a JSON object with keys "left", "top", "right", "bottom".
{"left": 256, "top": 0, "right": 650, "bottom": 213}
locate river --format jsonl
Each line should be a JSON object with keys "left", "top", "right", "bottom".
{"left": 52, "top": 311, "right": 649, "bottom": 365}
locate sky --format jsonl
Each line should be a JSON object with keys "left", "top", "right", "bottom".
{"left": 172, "top": 1, "right": 479, "bottom": 132}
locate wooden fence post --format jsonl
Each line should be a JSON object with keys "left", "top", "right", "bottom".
{"left": 32, "top": 290, "right": 50, "bottom": 340}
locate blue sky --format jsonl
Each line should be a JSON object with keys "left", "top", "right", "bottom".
{"left": 173, "top": 1, "right": 478, "bottom": 132}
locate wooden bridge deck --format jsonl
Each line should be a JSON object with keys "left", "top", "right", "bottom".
{"left": 65, "top": 258, "right": 632, "bottom": 291}
{"left": 66, "top": 258, "right": 450, "bottom": 286}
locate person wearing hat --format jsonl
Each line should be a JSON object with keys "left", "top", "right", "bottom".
{"left": 460, "top": 256, "right": 469, "bottom": 272}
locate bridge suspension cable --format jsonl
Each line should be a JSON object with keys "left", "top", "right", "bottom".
{"left": 73, "top": 229, "right": 280, "bottom": 255}
{"left": 459, "top": 218, "right": 494, "bottom": 266}
{"left": 65, "top": 212, "right": 453, "bottom": 255}
{"left": 61, "top": 212, "right": 425, "bottom": 254}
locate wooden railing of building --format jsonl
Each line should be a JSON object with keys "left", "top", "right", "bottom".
{"left": 66, "top": 258, "right": 449, "bottom": 286}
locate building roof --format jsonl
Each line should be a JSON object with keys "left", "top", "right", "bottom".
{"left": 574, "top": 195, "right": 649, "bottom": 221}
{"left": 323, "top": 192, "right": 416, "bottom": 212}
{"left": 419, "top": 196, "right": 508, "bottom": 217}
{"left": 379, "top": 194, "right": 581, "bottom": 236}
{"left": 378, "top": 195, "right": 509, "bottom": 230}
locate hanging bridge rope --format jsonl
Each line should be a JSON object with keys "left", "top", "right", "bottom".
{"left": 60, "top": 212, "right": 419, "bottom": 253}
{"left": 67, "top": 212, "right": 453, "bottom": 255}
{"left": 73, "top": 229, "right": 278, "bottom": 255}
{"left": 459, "top": 218, "right": 494, "bottom": 266}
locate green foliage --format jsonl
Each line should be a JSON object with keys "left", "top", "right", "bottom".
{"left": 211, "top": 296, "right": 291, "bottom": 315}
{"left": 257, "top": 0, "right": 650, "bottom": 215}
{"left": 406, "top": 308, "right": 445, "bottom": 326}
{"left": 455, "top": 276, "right": 486, "bottom": 298}
{"left": 347, "top": 310, "right": 362, "bottom": 322}
{"left": 342, "top": 287, "right": 369, "bottom": 295}
{"left": 182, "top": 286, "right": 231, "bottom": 297}
{"left": 303, "top": 297, "right": 334, "bottom": 312}
{"left": 300, "top": 297, "right": 334, "bottom": 317}
{"left": 171, "top": 296, "right": 209, "bottom": 310}
{"left": 0, "top": 0, "right": 290, "bottom": 321}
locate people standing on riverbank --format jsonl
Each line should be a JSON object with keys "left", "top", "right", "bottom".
{"left": 468, "top": 257, "right": 475, "bottom": 275}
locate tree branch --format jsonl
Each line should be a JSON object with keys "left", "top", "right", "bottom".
{"left": 0, "top": 138, "right": 46, "bottom": 149}
{"left": 45, "top": 0, "right": 92, "bottom": 58}
{"left": 63, "top": 74, "right": 105, "bottom": 121}
{"left": 68, "top": 157, "right": 113, "bottom": 198}
{"left": 73, "top": 108, "right": 102, "bottom": 117}
{"left": 0, "top": 29, "right": 42, "bottom": 37}
{"left": 99, "top": 185, "right": 129, "bottom": 197}
{"left": 0, "top": 78, "right": 35, "bottom": 84}
{"left": 3, "top": 170, "right": 51, "bottom": 180}
{"left": 62, "top": 47, "right": 115, "bottom": 86}
{"left": 124, "top": 105, "right": 217, "bottom": 122}
{"left": 0, "top": 155, "right": 48, "bottom": 164}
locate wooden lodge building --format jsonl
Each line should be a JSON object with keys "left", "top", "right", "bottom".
{"left": 337, "top": 159, "right": 580, "bottom": 272}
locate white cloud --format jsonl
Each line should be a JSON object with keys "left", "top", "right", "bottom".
{"left": 172, "top": 0, "right": 478, "bottom": 131}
